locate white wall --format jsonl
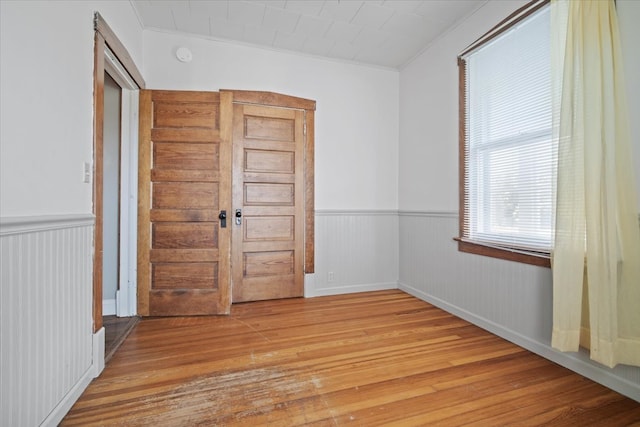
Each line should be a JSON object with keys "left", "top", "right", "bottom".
{"left": 0, "top": 0, "right": 144, "bottom": 217}
{"left": 398, "top": 0, "right": 640, "bottom": 401}
{"left": 142, "top": 31, "right": 400, "bottom": 211}
{"left": 399, "top": 0, "right": 528, "bottom": 212}
{"left": 309, "top": 211, "right": 399, "bottom": 297}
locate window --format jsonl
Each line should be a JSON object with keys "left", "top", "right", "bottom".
{"left": 458, "top": 1, "right": 553, "bottom": 267}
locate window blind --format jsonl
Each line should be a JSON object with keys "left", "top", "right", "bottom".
{"left": 460, "top": 4, "right": 554, "bottom": 253}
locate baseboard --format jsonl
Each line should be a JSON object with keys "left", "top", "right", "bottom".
{"left": 398, "top": 282, "right": 640, "bottom": 402}
{"left": 103, "top": 298, "right": 116, "bottom": 316}
{"left": 93, "top": 327, "right": 105, "bottom": 377}
{"left": 40, "top": 366, "right": 94, "bottom": 427}
{"left": 306, "top": 281, "right": 398, "bottom": 298}
{"left": 40, "top": 328, "right": 105, "bottom": 427}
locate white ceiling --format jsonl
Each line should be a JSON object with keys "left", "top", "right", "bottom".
{"left": 130, "top": 0, "right": 487, "bottom": 69}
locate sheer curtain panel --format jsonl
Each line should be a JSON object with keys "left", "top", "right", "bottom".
{"left": 551, "top": 0, "right": 640, "bottom": 368}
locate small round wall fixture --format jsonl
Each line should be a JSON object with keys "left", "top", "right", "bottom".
{"left": 176, "top": 47, "right": 193, "bottom": 63}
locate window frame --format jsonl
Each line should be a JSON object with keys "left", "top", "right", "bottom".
{"left": 457, "top": 0, "right": 551, "bottom": 268}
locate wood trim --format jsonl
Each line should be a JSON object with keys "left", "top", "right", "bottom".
{"left": 152, "top": 90, "right": 220, "bottom": 103}
{"left": 0, "top": 214, "right": 95, "bottom": 236}
{"left": 137, "top": 90, "right": 152, "bottom": 316}
{"left": 458, "top": 0, "right": 549, "bottom": 59}
{"left": 458, "top": 59, "right": 466, "bottom": 244}
{"left": 93, "top": 31, "right": 105, "bottom": 332}
{"left": 222, "top": 90, "right": 316, "bottom": 111}
{"left": 94, "top": 12, "right": 145, "bottom": 89}
{"left": 305, "top": 110, "right": 315, "bottom": 273}
{"left": 397, "top": 210, "right": 457, "bottom": 218}
{"left": 218, "top": 91, "right": 234, "bottom": 312}
{"left": 93, "top": 13, "right": 145, "bottom": 326}
{"left": 230, "top": 103, "right": 244, "bottom": 302}
{"left": 457, "top": 239, "right": 551, "bottom": 268}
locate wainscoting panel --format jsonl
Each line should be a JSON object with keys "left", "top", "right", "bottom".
{"left": 0, "top": 215, "right": 95, "bottom": 427}
{"left": 398, "top": 211, "right": 640, "bottom": 401}
{"left": 306, "top": 210, "right": 398, "bottom": 297}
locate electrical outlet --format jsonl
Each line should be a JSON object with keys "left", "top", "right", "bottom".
{"left": 328, "top": 272, "right": 335, "bottom": 283}
{"left": 83, "top": 162, "right": 91, "bottom": 183}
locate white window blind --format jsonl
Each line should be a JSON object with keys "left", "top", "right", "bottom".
{"left": 460, "top": 4, "right": 554, "bottom": 254}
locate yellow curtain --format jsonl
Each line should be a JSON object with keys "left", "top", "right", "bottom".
{"left": 551, "top": 0, "right": 640, "bottom": 368}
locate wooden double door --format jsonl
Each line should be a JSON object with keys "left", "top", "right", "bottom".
{"left": 137, "top": 90, "right": 315, "bottom": 316}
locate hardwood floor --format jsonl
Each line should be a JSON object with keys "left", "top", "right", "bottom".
{"left": 64, "top": 290, "right": 640, "bottom": 426}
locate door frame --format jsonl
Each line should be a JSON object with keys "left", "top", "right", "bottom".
{"left": 104, "top": 46, "right": 140, "bottom": 316}
{"left": 93, "top": 13, "right": 145, "bottom": 331}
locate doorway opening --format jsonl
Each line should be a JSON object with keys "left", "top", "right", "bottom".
{"left": 101, "top": 48, "right": 140, "bottom": 360}
{"left": 93, "top": 12, "right": 146, "bottom": 369}
{"left": 102, "top": 71, "right": 121, "bottom": 317}
{"left": 102, "top": 70, "right": 139, "bottom": 361}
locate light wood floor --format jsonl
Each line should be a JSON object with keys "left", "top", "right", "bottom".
{"left": 63, "top": 290, "right": 640, "bottom": 426}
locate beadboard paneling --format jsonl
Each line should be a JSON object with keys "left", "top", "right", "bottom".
{"left": 0, "top": 215, "right": 95, "bottom": 427}
{"left": 306, "top": 210, "right": 398, "bottom": 297}
{"left": 398, "top": 211, "right": 640, "bottom": 401}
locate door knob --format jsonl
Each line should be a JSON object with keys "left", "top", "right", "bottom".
{"left": 219, "top": 210, "right": 227, "bottom": 228}
{"left": 235, "top": 209, "right": 242, "bottom": 225}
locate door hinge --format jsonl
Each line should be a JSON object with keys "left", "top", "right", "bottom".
{"left": 303, "top": 123, "right": 307, "bottom": 135}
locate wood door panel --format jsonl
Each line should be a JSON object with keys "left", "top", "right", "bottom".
{"left": 236, "top": 276, "right": 297, "bottom": 301}
{"left": 151, "top": 128, "right": 220, "bottom": 143}
{"left": 240, "top": 241, "right": 295, "bottom": 252}
{"left": 150, "top": 209, "right": 218, "bottom": 222}
{"left": 244, "top": 216, "right": 294, "bottom": 241}
{"left": 243, "top": 172, "right": 295, "bottom": 184}
{"left": 232, "top": 103, "right": 305, "bottom": 302}
{"left": 154, "top": 142, "right": 219, "bottom": 171}
{"left": 148, "top": 289, "right": 221, "bottom": 316}
{"left": 152, "top": 223, "right": 217, "bottom": 249}
{"left": 244, "top": 116, "right": 295, "bottom": 141}
{"left": 152, "top": 182, "right": 218, "bottom": 209}
{"left": 150, "top": 249, "right": 217, "bottom": 263}
{"left": 242, "top": 206, "right": 295, "bottom": 216}
{"left": 244, "top": 183, "right": 294, "bottom": 205}
{"left": 243, "top": 140, "right": 296, "bottom": 152}
{"left": 243, "top": 251, "right": 294, "bottom": 277}
{"left": 153, "top": 101, "right": 219, "bottom": 129}
{"left": 152, "top": 263, "right": 218, "bottom": 289}
{"left": 151, "top": 170, "right": 220, "bottom": 182}
{"left": 245, "top": 149, "right": 294, "bottom": 173}
{"left": 138, "top": 89, "right": 232, "bottom": 316}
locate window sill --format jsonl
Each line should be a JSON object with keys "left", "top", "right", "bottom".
{"left": 455, "top": 238, "right": 551, "bottom": 268}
